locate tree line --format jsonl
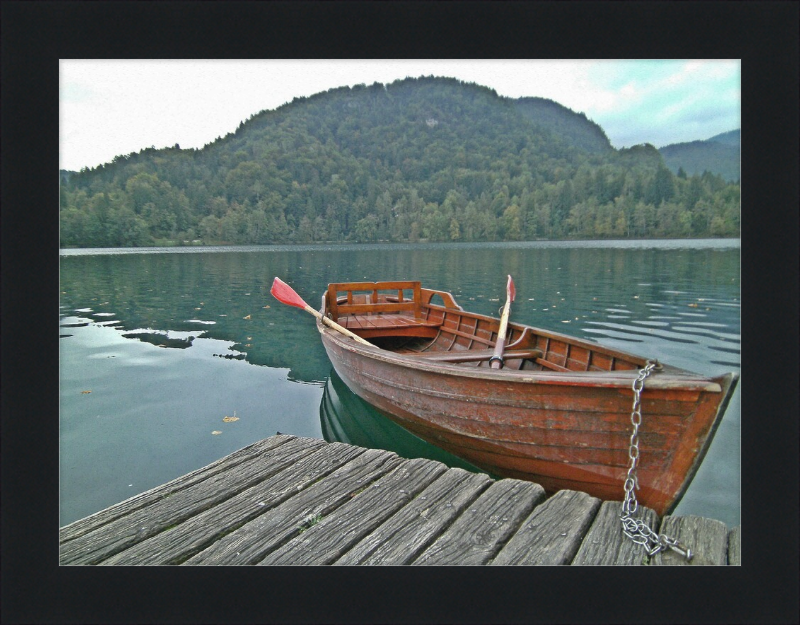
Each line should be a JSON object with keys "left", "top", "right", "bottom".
{"left": 60, "top": 77, "right": 740, "bottom": 247}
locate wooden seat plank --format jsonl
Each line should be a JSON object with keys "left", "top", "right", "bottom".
{"left": 409, "top": 348, "right": 544, "bottom": 363}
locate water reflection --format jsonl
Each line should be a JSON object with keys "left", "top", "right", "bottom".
{"left": 121, "top": 331, "right": 196, "bottom": 349}
{"left": 320, "top": 369, "right": 483, "bottom": 474}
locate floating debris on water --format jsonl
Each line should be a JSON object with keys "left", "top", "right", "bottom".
{"left": 211, "top": 431, "right": 222, "bottom": 435}
{"left": 81, "top": 390, "right": 92, "bottom": 394}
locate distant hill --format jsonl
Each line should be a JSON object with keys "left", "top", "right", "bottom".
{"left": 659, "top": 130, "right": 740, "bottom": 182}
{"left": 707, "top": 129, "right": 740, "bottom": 147}
{"left": 513, "top": 97, "right": 613, "bottom": 154}
{"left": 59, "top": 77, "right": 740, "bottom": 247}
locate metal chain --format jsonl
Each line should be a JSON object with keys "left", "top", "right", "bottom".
{"left": 620, "top": 360, "right": 694, "bottom": 561}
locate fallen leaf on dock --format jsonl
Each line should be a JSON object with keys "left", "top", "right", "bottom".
{"left": 211, "top": 430, "right": 222, "bottom": 435}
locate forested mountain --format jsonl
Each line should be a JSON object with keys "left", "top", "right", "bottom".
{"left": 514, "top": 97, "right": 613, "bottom": 154}
{"left": 659, "top": 129, "right": 740, "bottom": 182}
{"left": 60, "top": 77, "right": 740, "bottom": 247}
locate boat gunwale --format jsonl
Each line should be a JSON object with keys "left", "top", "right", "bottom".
{"left": 317, "top": 319, "right": 727, "bottom": 393}
{"left": 318, "top": 283, "right": 730, "bottom": 392}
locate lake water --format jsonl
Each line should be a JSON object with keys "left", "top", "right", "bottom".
{"left": 59, "top": 240, "right": 741, "bottom": 528}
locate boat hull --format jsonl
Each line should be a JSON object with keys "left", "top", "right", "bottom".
{"left": 319, "top": 322, "right": 736, "bottom": 517}
{"left": 314, "top": 281, "right": 737, "bottom": 517}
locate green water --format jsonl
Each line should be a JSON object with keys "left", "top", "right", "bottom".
{"left": 59, "top": 240, "right": 740, "bottom": 527}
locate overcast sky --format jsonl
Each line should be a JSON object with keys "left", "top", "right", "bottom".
{"left": 60, "top": 59, "right": 740, "bottom": 172}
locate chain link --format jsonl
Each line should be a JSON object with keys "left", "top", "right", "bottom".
{"left": 620, "top": 360, "right": 694, "bottom": 561}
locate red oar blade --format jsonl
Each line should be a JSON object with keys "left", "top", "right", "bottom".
{"left": 507, "top": 275, "right": 516, "bottom": 303}
{"left": 270, "top": 277, "right": 309, "bottom": 310}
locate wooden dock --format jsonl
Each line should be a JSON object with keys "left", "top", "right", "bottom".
{"left": 59, "top": 435, "right": 740, "bottom": 566}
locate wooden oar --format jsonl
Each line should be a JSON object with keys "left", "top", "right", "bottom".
{"left": 489, "top": 275, "right": 516, "bottom": 369}
{"left": 270, "top": 277, "right": 374, "bottom": 347}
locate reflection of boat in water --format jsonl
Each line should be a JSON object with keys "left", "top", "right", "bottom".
{"left": 314, "top": 280, "right": 738, "bottom": 517}
{"left": 320, "top": 369, "right": 483, "bottom": 473}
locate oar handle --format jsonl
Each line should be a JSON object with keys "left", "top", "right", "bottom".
{"left": 303, "top": 304, "right": 374, "bottom": 346}
{"left": 490, "top": 275, "right": 515, "bottom": 369}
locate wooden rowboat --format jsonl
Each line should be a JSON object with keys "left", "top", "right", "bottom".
{"left": 303, "top": 280, "right": 737, "bottom": 517}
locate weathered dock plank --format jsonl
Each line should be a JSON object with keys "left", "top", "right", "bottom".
{"left": 59, "top": 435, "right": 738, "bottom": 566}
{"left": 59, "top": 435, "right": 293, "bottom": 543}
{"left": 652, "top": 515, "right": 729, "bottom": 566}
{"left": 571, "top": 500, "right": 659, "bottom": 565}
{"left": 183, "top": 447, "right": 402, "bottom": 565}
{"left": 259, "top": 457, "right": 449, "bottom": 565}
{"left": 728, "top": 526, "right": 741, "bottom": 565}
{"left": 60, "top": 435, "right": 319, "bottom": 565}
{"left": 335, "top": 469, "right": 493, "bottom": 565}
{"left": 491, "top": 489, "right": 601, "bottom": 565}
{"left": 101, "top": 441, "right": 363, "bottom": 565}
{"left": 413, "top": 479, "right": 546, "bottom": 565}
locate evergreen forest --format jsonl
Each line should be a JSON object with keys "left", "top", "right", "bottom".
{"left": 59, "top": 77, "right": 740, "bottom": 248}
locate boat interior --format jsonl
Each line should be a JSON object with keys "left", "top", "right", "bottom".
{"left": 323, "top": 281, "right": 646, "bottom": 372}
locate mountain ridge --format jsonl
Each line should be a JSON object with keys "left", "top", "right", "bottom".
{"left": 59, "top": 76, "right": 740, "bottom": 247}
{"left": 659, "top": 129, "right": 740, "bottom": 182}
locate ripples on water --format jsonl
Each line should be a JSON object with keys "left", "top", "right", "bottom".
{"left": 59, "top": 240, "right": 740, "bottom": 527}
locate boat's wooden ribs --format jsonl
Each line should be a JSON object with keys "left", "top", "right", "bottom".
{"left": 326, "top": 281, "right": 644, "bottom": 373}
